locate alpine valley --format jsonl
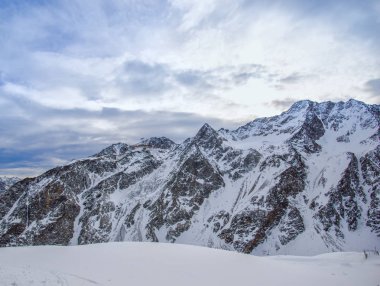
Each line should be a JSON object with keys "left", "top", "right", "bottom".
{"left": 0, "top": 99, "right": 379, "bottom": 255}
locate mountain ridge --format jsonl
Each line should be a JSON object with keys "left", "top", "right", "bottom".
{"left": 0, "top": 99, "right": 379, "bottom": 255}
{"left": 0, "top": 177, "right": 20, "bottom": 192}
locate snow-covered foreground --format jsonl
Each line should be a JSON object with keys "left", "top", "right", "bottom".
{"left": 0, "top": 242, "right": 379, "bottom": 286}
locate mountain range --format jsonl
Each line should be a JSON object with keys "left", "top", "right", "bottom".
{"left": 0, "top": 99, "right": 379, "bottom": 255}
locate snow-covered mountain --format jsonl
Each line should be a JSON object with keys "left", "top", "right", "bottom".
{"left": 0, "top": 177, "right": 20, "bottom": 192}
{"left": 0, "top": 99, "right": 379, "bottom": 255}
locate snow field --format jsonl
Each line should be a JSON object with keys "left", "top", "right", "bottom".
{"left": 0, "top": 242, "right": 379, "bottom": 286}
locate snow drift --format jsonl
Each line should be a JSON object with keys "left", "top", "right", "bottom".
{"left": 0, "top": 242, "right": 379, "bottom": 286}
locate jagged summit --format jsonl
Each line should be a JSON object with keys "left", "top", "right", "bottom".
{"left": 0, "top": 99, "right": 379, "bottom": 255}
{"left": 229, "top": 99, "right": 378, "bottom": 147}
{"left": 288, "top": 99, "right": 313, "bottom": 111}
{"left": 195, "top": 123, "right": 217, "bottom": 139}
{"left": 192, "top": 123, "right": 226, "bottom": 150}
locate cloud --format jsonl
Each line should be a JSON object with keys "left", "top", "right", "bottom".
{"left": 278, "top": 73, "right": 315, "bottom": 84}
{"left": 1, "top": 0, "right": 380, "bottom": 177}
{"left": 272, "top": 72, "right": 317, "bottom": 91}
{"left": 175, "top": 70, "right": 211, "bottom": 88}
{"left": 268, "top": 98, "right": 298, "bottom": 110}
{"left": 0, "top": 91, "right": 243, "bottom": 177}
{"left": 2, "top": 83, "right": 102, "bottom": 111}
{"left": 169, "top": 0, "right": 220, "bottom": 31}
{"left": 173, "top": 64, "right": 266, "bottom": 92}
{"left": 364, "top": 78, "right": 380, "bottom": 100}
{"left": 119, "top": 60, "right": 172, "bottom": 95}
{"left": 0, "top": 168, "right": 48, "bottom": 178}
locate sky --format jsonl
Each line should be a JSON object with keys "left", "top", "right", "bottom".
{"left": 0, "top": 0, "right": 379, "bottom": 177}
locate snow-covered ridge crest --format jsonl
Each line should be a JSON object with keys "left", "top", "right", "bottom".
{"left": 0, "top": 99, "right": 379, "bottom": 255}
{"left": 0, "top": 177, "right": 20, "bottom": 192}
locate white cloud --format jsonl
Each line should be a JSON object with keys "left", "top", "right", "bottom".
{"left": 2, "top": 83, "right": 102, "bottom": 111}
{"left": 0, "top": 167, "right": 48, "bottom": 178}
{"left": 169, "top": 0, "right": 218, "bottom": 31}
{"left": 3, "top": 0, "right": 379, "bottom": 116}
{"left": 1, "top": 0, "right": 380, "bottom": 176}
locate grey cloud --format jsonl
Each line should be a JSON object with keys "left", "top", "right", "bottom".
{"left": 0, "top": 92, "right": 242, "bottom": 177}
{"left": 217, "top": 64, "right": 266, "bottom": 90}
{"left": 232, "top": 72, "right": 257, "bottom": 85}
{"left": 274, "top": 73, "right": 316, "bottom": 90}
{"left": 174, "top": 64, "right": 266, "bottom": 92}
{"left": 175, "top": 70, "right": 212, "bottom": 89}
{"left": 268, "top": 98, "right": 298, "bottom": 110}
{"left": 280, "top": 73, "right": 304, "bottom": 84}
{"left": 116, "top": 60, "right": 267, "bottom": 98}
{"left": 118, "top": 64, "right": 189, "bottom": 98}
{"left": 118, "top": 60, "right": 172, "bottom": 95}
{"left": 123, "top": 60, "right": 167, "bottom": 75}
{"left": 279, "top": 73, "right": 315, "bottom": 84}
{"left": 364, "top": 78, "right": 380, "bottom": 98}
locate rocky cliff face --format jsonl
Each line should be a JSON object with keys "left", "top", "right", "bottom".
{"left": 0, "top": 99, "right": 379, "bottom": 255}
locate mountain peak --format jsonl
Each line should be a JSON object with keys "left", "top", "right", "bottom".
{"left": 0, "top": 99, "right": 379, "bottom": 256}
{"left": 288, "top": 100, "right": 314, "bottom": 113}
{"left": 200, "top": 122, "right": 213, "bottom": 131}
{"left": 194, "top": 123, "right": 218, "bottom": 140}
{"left": 195, "top": 123, "right": 217, "bottom": 138}
{"left": 192, "top": 123, "right": 226, "bottom": 150}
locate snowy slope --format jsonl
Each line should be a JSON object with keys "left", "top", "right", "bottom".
{"left": 0, "top": 242, "right": 379, "bottom": 286}
{"left": 0, "top": 99, "right": 379, "bottom": 255}
{"left": 0, "top": 177, "right": 20, "bottom": 192}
